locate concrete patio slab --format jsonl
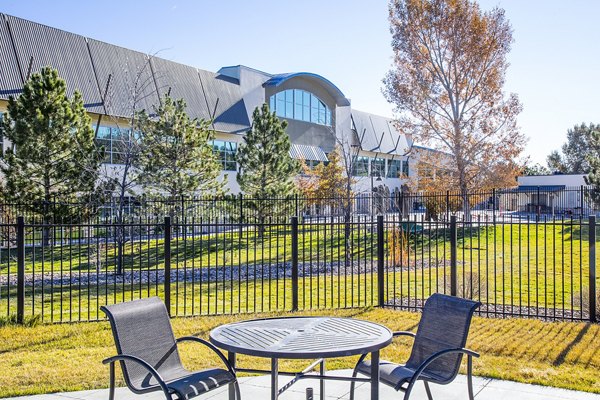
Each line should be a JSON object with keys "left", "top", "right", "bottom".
{"left": 4, "top": 370, "right": 599, "bottom": 400}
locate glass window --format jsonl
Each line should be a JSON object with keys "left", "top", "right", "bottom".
{"left": 285, "top": 90, "right": 294, "bottom": 118}
{"left": 310, "top": 94, "right": 319, "bottom": 123}
{"left": 352, "top": 156, "right": 369, "bottom": 177}
{"left": 387, "top": 159, "right": 402, "bottom": 178}
{"left": 402, "top": 160, "right": 409, "bottom": 177}
{"left": 93, "top": 125, "right": 136, "bottom": 164}
{"left": 294, "top": 89, "right": 303, "bottom": 119}
{"left": 275, "top": 92, "right": 286, "bottom": 117}
{"left": 371, "top": 157, "right": 385, "bottom": 177}
{"left": 211, "top": 140, "right": 237, "bottom": 171}
{"left": 302, "top": 91, "right": 311, "bottom": 122}
{"left": 269, "top": 96, "right": 275, "bottom": 112}
{"left": 269, "top": 90, "right": 332, "bottom": 127}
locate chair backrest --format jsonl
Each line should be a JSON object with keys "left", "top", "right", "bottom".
{"left": 101, "top": 297, "right": 183, "bottom": 392}
{"left": 405, "top": 293, "right": 480, "bottom": 382}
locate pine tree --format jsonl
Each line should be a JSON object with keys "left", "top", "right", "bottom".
{"left": 236, "top": 103, "right": 299, "bottom": 234}
{"left": 138, "top": 94, "right": 224, "bottom": 215}
{"left": 583, "top": 127, "right": 600, "bottom": 207}
{"left": 0, "top": 67, "right": 103, "bottom": 243}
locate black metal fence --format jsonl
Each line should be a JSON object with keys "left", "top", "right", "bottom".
{"left": 1, "top": 186, "right": 599, "bottom": 225}
{"left": 0, "top": 209, "right": 598, "bottom": 324}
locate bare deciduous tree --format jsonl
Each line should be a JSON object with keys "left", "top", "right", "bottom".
{"left": 385, "top": 0, "right": 525, "bottom": 219}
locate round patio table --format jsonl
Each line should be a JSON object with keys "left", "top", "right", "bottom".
{"left": 210, "top": 316, "right": 392, "bottom": 400}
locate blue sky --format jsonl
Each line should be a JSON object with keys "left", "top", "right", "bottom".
{"left": 2, "top": 0, "right": 599, "bottom": 165}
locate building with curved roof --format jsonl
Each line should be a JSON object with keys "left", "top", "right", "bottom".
{"left": 0, "top": 12, "right": 418, "bottom": 195}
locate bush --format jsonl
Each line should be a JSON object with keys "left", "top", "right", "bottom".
{"left": 438, "top": 271, "right": 487, "bottom": 300}
{"left": 387, "top": 226, "right": 409, "bottom": 267}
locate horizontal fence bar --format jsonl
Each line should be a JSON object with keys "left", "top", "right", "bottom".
{"left": 0, "top": 190, "right": 598, "bottom": 324}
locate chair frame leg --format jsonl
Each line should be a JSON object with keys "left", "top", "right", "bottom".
{"left": 423, "top": 381, "right": 434, "bottom": 400}
{"left": 234, "top": 380, "right": 242, "bottom": 400}
{"left": 349, "top": 365, "right": 359, "bottom": 400}
{"left": 349, "top": 354, "right": 367, "bottom": 400}
{"left": 109, "top": 363, "right": 116, "bottom": 400}
{"left": 467, "top": 355, "right": 475, "bottom": 400}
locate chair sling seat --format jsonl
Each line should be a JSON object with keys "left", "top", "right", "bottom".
{"left": 164, "top": 368, "right": 235, "bottom": 400}
{"left": 357, "top": 360, "right": 444, "bottom": 390}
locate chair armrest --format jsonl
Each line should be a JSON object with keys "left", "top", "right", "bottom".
{"left": 176, "top": 336, "right": 236, "bottom": 375}
{"left": 102, "top": 354, "right": 171, "bottom": 396}
{"left": 392, "top": 331, "right": 416, "bottom": 338}
{"left": 412, "top": 347, "right": 479, "bottom": 382}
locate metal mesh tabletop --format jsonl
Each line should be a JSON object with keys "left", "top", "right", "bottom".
{"left": 210, "top": 317, "right": 392, "bottom": 359}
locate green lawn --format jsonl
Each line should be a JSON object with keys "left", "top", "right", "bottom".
{"left": 1, "top": 307, "right": 599, "bottom": 398}
{"left": 2, "top": 222, "right": 598, "bottom": 320}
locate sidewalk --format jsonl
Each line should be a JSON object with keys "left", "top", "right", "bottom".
{"left": 6, "top": 370, "right": 599, "bottom": 400}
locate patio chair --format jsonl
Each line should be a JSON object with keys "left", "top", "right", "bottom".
{"left": 349, "top": 293, "right": 480, "bottom": 400}
{"left": 101, "top": 297, "right": 241, "bottom": 400}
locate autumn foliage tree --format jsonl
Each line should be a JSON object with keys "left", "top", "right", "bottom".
{"left": 386, "top": 0, "right": 525, "bottom": 218}
{"left": 296, "top": 146, "right": 349, "bottom": 214}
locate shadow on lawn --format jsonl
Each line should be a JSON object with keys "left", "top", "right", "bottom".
{"left": 552, "top": 323, "right": 592, "bottom": 366}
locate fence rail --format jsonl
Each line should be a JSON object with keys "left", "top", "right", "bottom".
{"left": 2, "top": 185, "right": 600, "bottom": 225}
{"left": 0, "top": 210, "right": 598, "bottom": 324}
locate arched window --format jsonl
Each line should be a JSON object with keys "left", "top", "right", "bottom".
{"left": 269, "top": 89, "right": 332, "bottom": 126}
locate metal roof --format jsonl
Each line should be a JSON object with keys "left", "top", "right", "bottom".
{"left": 87, "top": 38, "right": 160, "bottom": 117}
{"left": 264, "top": 73, "right": 350, "bottom": 107}
{"left": 289, "top": 144, "right": 328, "bottom": 162}
{"left": 0, "top": 15, "right": 23, "bottom": 98}
{"left": 2, "top": 14, "right": 103, "bottom": 112}
{"left": 351, "top": 110, "right": 412, "bottom": 156}
{"left": 150, "top": 57, "right": 212, "bottom": 121}
{"left": 198, "top": 69, "right": 251, "bottom": 133}
{"left": 511, "top": 185, "right": 566, "bottom": 193}
{"left": 0, "top": 12, "right": 254, "bottom": 130}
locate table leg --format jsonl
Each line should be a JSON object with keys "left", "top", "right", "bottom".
{"left": 320, "top": 359, "right": 326, "bottom": 400}
{"left": 271, "top": 358, "right": 279, "bottom": 400}
{"left": 228, "top": 352, "right": 237, "bottom": 400}
{"left": 370, "top": 350, "right": 380, "bottom": 400}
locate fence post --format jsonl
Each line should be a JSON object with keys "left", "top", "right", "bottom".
{"left": 164, "top": 216, "right": 172, "bottom": 317}
{"left": 581, "top": 186, "right": 585, "bottom": 218}
{"left": 446, "top": 190, "right": 450, "bottom": 222}
{"left": 589, "top": 215, "right": 597, "bottom": 323}
{"left": 450, "top": 215, "right": 457, "bottom": 297}
{"left": 492, "top": 188, "right": 496, "bottom": 225}
{"left": 291, "top": 216, "right": 299, "bottom": 311}
{"left": 16, "top": 216, "right": 25, "bottom": 324}
{"left": 377, "top": 215, "right": 385, "bottom": 307}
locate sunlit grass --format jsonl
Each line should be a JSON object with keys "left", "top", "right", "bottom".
{"left": 1, "top": 307, "right": 599, "bottom": 398}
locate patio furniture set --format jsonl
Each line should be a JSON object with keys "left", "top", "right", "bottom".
{"left": 101, "top": 294, "right": 480, "bottom": 400}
